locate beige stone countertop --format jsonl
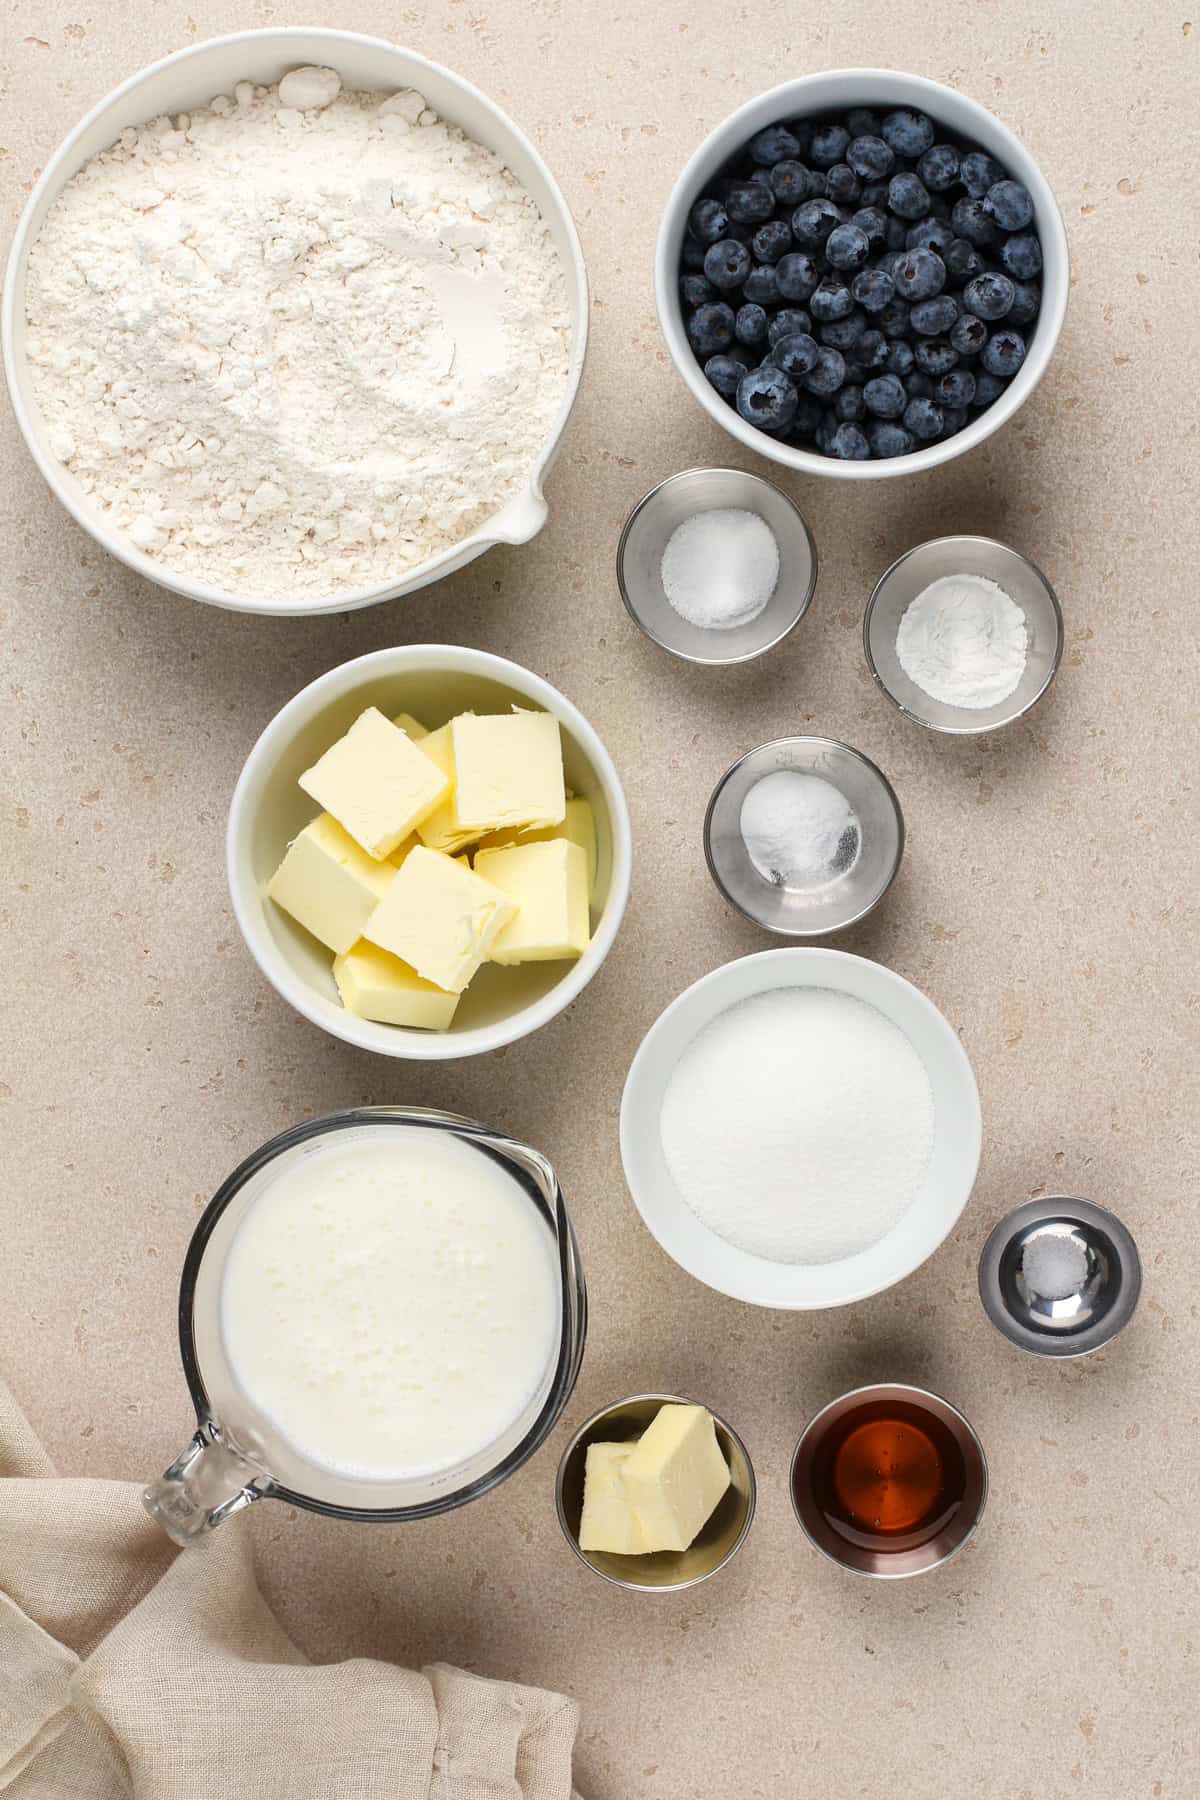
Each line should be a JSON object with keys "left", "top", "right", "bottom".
{"left": 2, "top": 3, "right": 1197, "bottom": 1795}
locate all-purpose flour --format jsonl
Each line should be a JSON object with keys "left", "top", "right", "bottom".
{"left": 24, "top": 69, "right": 571, "bottom": 600}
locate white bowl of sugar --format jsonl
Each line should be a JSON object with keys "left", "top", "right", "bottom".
{"left": 620, "top": 948, "right": 981, "bottom": 1309}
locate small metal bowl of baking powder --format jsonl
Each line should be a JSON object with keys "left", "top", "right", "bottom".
{"left": 864, "top": 534, "right": 1064, "bottom": 734}
{"left": 704, "top": 736, "right": 904, "bottom": 937}
{"left": 978, "top": 1197, "right": 1142, "bottom": 1358}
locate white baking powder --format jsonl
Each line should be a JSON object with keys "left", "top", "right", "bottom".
{"left": 739, "top": 770, "right": 859, "bottom": 887}
{"left": 24, "top": 70, "right": 571, "bottom": 600}
{"left": 659, "top": 987, "right": 935, "bottom": 1265}
{"left": 1022, "top": 1232, "right": 1089, "bottom": 1301}
{"left": 895, "top": 573, "right": 1027, "bottom": 709}
{"left": 660, "top": 508, "right": 779, "bottom": 629}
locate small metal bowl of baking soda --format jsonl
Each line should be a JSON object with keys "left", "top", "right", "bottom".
{"left": 704, "top": 736, "right": 904, "bottom": 937}
{"left": 978, "top": 1196, "right": 1142, "bottom": 1358}
{"left": 863, "top": 534, "right": 1064, "bottom": 734}
{"left": 616, "top": 467, "right": 817, "bottom": 666}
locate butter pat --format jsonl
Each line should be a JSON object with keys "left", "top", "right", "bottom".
{"left": 621, "top": 1405, "right": 730, "bottom": 1553}
{"left": 477, "top": 797, "right": 598, "bottom": 901}
{"left": 298, "top": 707, "right": 449, "bottom": 860}
{"left": 414, "top": 721, "right": 480, "bottom": 856}
{"left": 364, "top": 844, "right": 515, "bottom": 994}
{"left": 387, "top": 832, "right": 419, "bottom": 870}
{"left": 451, "top": 709, "right": 566, "bottom": 836}
{"left": 392, "top": 711, "right": 429, "bottom": 740}
{"left": 333, "top": 940, "right": 459, "bottom": 1031}
{"left": 267, "top": 813, "right": 394, "bottom": 955}
{"left": 578, "top": 1443, "right": 648, "bottom": 1555}
{"left": 473, "top": 839, "right": 589, "bottom": 964}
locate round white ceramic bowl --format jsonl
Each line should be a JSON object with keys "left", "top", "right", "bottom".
{"left": 656, "top": 69, "right": 1068, "bottom": 481}
{"left": 228, "top": 645, "right": 632, "bottom": 1060}
{"left": 1, "top": 28, "right": 588, "bottom": 615}
{"left": 620, "top": 948, "right": 981, "bottom": 1308}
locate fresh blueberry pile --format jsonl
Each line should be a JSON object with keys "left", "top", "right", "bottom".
{"left": 678, "top": 106, "right": 1043, "bottom": 460}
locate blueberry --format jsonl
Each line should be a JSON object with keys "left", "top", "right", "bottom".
{"left": 803, "top": 345, "right": 847, "bottom": 396}
{"left": 815, "top": 410, "right": 840, "bottom": 454}
{"left": 910, "top": 294, "right": 959, "bottom": 335}
{"left": 888, "top": 171, "right": 931, "bottom": 221}
{"left": 679, "top": 273, "right": 715, "bottom": 308}
{"left": 787, "top": 120, "right": 816, "bottom": 159}
{"left": 905, "top": 369, "right": 934, "bottom": 398}
{"left": 703, "top": 239, "right": 752, "bottom": 291}
{"left": 789, "top": 393, "right": 824, "bottom": 439}
{"left": 830, "top": 421, "right": 871, "bottom": 459}
{"left": 768, "top": 307, "right": 815, "bottom": 346}
{"left": 770, "top": 161, "right": 810, "bottom": 206}
{"left": 963, "top": 271, "right": 1015, "bottom": 321}
{"left": 951, "top": 196, "right": 999, "bottom": 248}
{"left": 877, "top": 249, "right": 908, "bottom": 280}
{"left": 893, "top": 247, "right": 946, "bottom": 301}
{"left": 971, "top": 370, "right": 1008, "bottom": 407}
{"left": 735, "top": 302, "right": 770, "bottom": 347}
{"left": 735, "top": 363, "right": 799, "bottom": 433}
{"left": 858, "top": 329, "right": 889, "bottom": 368}
{"left": 686, "top": 302, "right": 735, "bottom": 355}
{"left": 820, "top": 310, "right": 866, "bottom": 350}
{"left": 748, "top": 168, "right": 775, "bottom": 191}
{"left": 864, "top": 373, "right": 908, "bottom": 418}
{"left": 886, "top": 339, "right": 915, "bottom": 376}
{"left": 935, "top": 368, "right": 976, "bottom": 408}
{"left": 776, "top": 253, "right": 822, "bottom": 301}
{"left": 877, "top": 297, "right": 912, "bottom": 338}
{"left": 913, "top": 337, "right": 959, "bottom": 376}
{"left": 940, "top": 406, "right": 968, "bottom": 435}
{"left": 917, "top": 143, "right": 961, "bottom": 192}
{"left": 703, "top": 354, "right": 747, "bottom": 400}
{"left": 810, "top": 122, "right": 850, "bottom": 167}
{"left": 981, "top": 327, "right": 1026, "bottom": 377}
{"left": 835, "top": 383, "right": 867, "bottom": 423}
{"left": 749, "top": 123, "right": 802, "bottom": 167}
{"left": 809, "top": 276, "right": 855, "bottom": 322}
{"left": 1006, "top": 280, "right": 1041, "bottom": 327}
{"left": 851, "top": 267, "right": 896, "bottom": 313}
{"left": 943, "top": 237, "right": 985, "bottom": 285}
{"left": 847, "top": 134, "right": 895, "bottom": 181}
{"left": 906, "top": 218, "right": 955, "bottom": 256}
{"left": 860, "top": 180, "right": 890, "bottom": 210}
{"left": 768, "top": 330, "right": 819, "bottom": 379}
{"left": 791, "top": 197, "right": 843, "bottom": 246}
{"left": 885, "top": 214, "right": 908, "bottom": 249}
{"left": 840, "top": 359, "right": 868, "bottom": 385}
{"left": 904, "top": 396, "right": 944, "bottom": 439}
{"left": 881, "top": 108, "right": 935, "bottom": 158}
{"left": 688, "top": 197, "right": 729, "bottom": 244}
{"left": 949, "top": 311, "right": 988, "bottom": 356}
{"left": 726, "top": 180, "right": 777, "bottom": 226}
{"left": 984, "top": 178, "right": 1034, "bottom": 231}
{"left": 743, "top": 263, "right": 781, "bottom": 305}
{"left": 825, "top": 222, "right": 872, "bottom": 271}
{"left": 961, "top": 151, "right": 1007, "bottom": 198}
{"left": 829, "top": 163, "right": 863, "bottom": 205}
{"left": 868, "top": 420, "right": 915, "bottom": 457}
{"left": 804, "top": 168, "right": 830, "bottom": 198}
{"left": 999, "top": 233, "right": 1042, "bottom": 280}
{"left": 851, "top": 206, "right": 889, "bottom": 248}
{"left": 752, "top": 219, "right": 794, "bottom": 263}
{"left": 846, "top": 107, "right": 882, "bottom": 138}
{"left": 681, "top": 236, "right": 707, "bottom": 271}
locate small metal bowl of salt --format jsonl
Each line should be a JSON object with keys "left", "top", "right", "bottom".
{"left": 704, "top": 736, "right": 904, "bottom": 937}
{"left": 978, "top": 1197, "right": 1142, "bottom": 1358}
{"left": 864, "top": 534, "right": 1064, "bottom": 734}
{"left": 616, "top": 468, "right": 817, "bottom": 666}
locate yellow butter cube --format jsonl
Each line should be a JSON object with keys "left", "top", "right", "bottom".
{"left": 298, "top": 707, "right": 449, "bottom": 861}
{"left": 387, "top": 833, "right": 419, "bottom": 870}
{"left": 266, "top": 812, "right": 395, "bottom": 956}
{"left": 414, "top": 721, "right": 480, "bottom": 856}
{"left": 364, "top": 844, "right": 515, "bottom": 994}
{"left": 476, "top": 797, "right": 598, "bottom": 901}
{"left": 391, "top": 711, "right": 429, "bottom": 740}
{"left": 620, "top": 1405, "right": 730, "bottom": 1554}
{"left": 450, "top": 709, "right": 566, "bottom": 836}
{"left": 578, "top": 1443, "right": 649, "bottom": 1556}
{"left": 473, "top": 839, "right": 590, "bottom": 965}
{"left": 333, "top": 940, "right": 459, "bottom": 1031}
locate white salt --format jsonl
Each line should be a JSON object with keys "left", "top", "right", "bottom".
{"left": 1022, "top": 1231, "right": 1089, "bottom": 1301}
{"left": 660, "top": 508, "right": 779, "bottom": 630}
{"left": 739, "top": 771, "right": 860, "bottom": 888}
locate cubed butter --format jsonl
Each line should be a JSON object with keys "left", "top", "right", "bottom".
{"left": 266, "top": 812, "right": 395, "bottom": 956}
{"left": 473, "top": 839, "right": 589, "bottom": 964}
{"left": 392, "top": 711, "right": 429, "bottom": 740}
{"left": 364, "top": 844, "right": 515, "bottom": 994}
{"left": 333, "top": 939, "right": 459, "bottom": 1031}
{"left": 476, "top": 797, "right": 598, "bottom": 901}
{"left": 387, "top": 832, "right": 419, "bottom": 870}
{"left": 450, "top": 708, "right": 566, "bottom": 836}
{"left": 620, "top": 1405, "right": 730, "bottom": 1554}
{"left": 298, "top": 707, "right": 449, "bottom": 860}
{"left": 578, "top": 1443, "right": 648, "bottom": 1556}
{"left": 414, "top": 720, "right": 481, "bottom": 856}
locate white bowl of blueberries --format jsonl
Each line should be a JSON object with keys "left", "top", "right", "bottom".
{"left": 656, "top": 69, "right": 1068, "bottom": 474}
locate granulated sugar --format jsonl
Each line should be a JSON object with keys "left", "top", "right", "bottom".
{"left": 660, "top": 508, "right": 779, "bottom": 629}
{"left": 659, "top": 987, "right": 935, "bottom": 1265}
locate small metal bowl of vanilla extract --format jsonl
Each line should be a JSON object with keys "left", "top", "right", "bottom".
{"left": 790, "top": 1383, "right": 988, "bottom": 1579}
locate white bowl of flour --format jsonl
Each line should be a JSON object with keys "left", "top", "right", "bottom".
{"left": 620, "top": 949, "right": 981, "bottom": 1309}
{"left": 2, "top": 30, "right": 587, "bottom": 614}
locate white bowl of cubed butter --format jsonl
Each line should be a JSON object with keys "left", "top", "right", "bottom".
{"left": 228, "top": 645, "right": 632, "bottom": 1058}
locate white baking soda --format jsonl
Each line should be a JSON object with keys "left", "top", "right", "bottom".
{"left": 220, "top": 1127, "right": 561, "bottom": 1481}
{"left": 659, "top": 988, "right": 935, "bottom": 1264}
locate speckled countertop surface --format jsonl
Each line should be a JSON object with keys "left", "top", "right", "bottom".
{"left": 2, "top": 4, "right": 1197, "bottom": 1796}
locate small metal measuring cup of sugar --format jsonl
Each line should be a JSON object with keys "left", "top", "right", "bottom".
{"left": 978, "top": 1196, "right": 1142, "bottom": 1358}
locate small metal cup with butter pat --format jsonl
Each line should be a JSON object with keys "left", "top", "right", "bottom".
{"left": 555, "top": 1393, "right": 756, "bottom": 1592}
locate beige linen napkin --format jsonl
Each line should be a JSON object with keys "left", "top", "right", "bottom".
{"left": 0, "top": 1378, "right": 582, "bottom": 1799}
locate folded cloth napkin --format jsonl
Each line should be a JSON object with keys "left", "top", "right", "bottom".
{"left": 0, "top": 1378, "right": 582, "bottom": 1799}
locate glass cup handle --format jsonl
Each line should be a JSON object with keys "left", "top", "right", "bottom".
{"left": 143, "top": 1421, "right": 272, "bottom": 1545}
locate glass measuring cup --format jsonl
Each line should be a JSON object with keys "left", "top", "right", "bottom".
{"left": 144, "top": 1107, "right": 586, "bottom": 1545}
